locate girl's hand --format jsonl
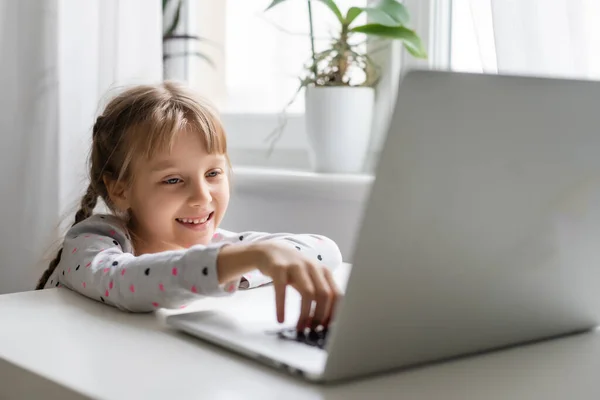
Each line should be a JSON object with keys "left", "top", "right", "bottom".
{"left": 217, "top": 241, "right": 342, "bottom": 331}
{"left": 251, "top": 241, "right": 341, "bottom": 331}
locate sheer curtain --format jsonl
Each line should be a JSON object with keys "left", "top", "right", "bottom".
{"left": 0, "top": 0, "right": 161, "bottom": 295}
{"left": 0, "top": 0, "right": 60, "bottom": 295}
{"left": 466, "top": 0, "right": 600, "bottom": 79}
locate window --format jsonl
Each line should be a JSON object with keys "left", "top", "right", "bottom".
{"left": 163, "top": 0, "right": 600, "bottom": 170}
{"left": 181, "top": 0, "right": 369, "bottom": 114}
{"left": 450, "top": 0, "right": 497, "bottom": 74}
{"left": 172, "top": 0, "right": 454, "bottom": 168}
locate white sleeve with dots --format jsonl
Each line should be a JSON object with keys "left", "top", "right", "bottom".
{"left": 43, "top": 214, "right": 240, "bottom": 312}
{"left": 212, "top": 228, "right": 344, "bottom": 289}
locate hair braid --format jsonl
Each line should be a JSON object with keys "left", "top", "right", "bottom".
{"left": 35, "top": 248, "right": 63, "bottom": 290}
{"left": 35, "top": 185, "right": 98, "bottom": 290}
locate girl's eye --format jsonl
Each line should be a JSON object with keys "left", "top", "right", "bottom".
{"left": 164, "top": 178, "right": 182, "bottom": 185}
{"left": 206, "top": 170, "right": 222, "bottom": 178}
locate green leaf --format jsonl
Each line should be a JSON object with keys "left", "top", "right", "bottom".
{"left": 346, "top": 7, "right": 399, "bottom": 26}
{"left": 266, "top": 0, "right": 344, "bottom": 24}
{"left": 345, "top": 7, "right": 363, "bottom": 25}
{"left": 402, "top": 39, "right": 428, "bottom": 59}
{"left": 164, "top": 0, "right": 182, "bottom": 37}
{"left": 265, "top": 0, "right": 289, "bottom": 11}
{"left": 318, "top": 0, "right": 344, "bottom": 23}
{"left": 350, "top": 24, "right": 427, "bottom": 58}
{"left": 374, "top": 0, "right": 410, "bottom": 25}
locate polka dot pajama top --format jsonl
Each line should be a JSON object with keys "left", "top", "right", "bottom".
{"left": 43, "top": 214, "right": 343, "bottom": 312}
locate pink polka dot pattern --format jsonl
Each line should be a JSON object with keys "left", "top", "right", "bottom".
{"left": 179, "top": 305, "right": 187, "bottom": 309}
{"left": 109, "top": 230, "right": 116, "bottom": 236}
{"left": 159, "top": 283, "right": 165, "bottom": 292}
{"left": 105, "top": 290, "right": 109, "bottom": 297}
{"left": 103, "top": 268, "right": 110, "bottom": 273}
{"left": 109, "top": 280, "right": 114, "bottom": 289}
{"left": 152, "top": 302, "right": 159, "bottom": 308}
{"left": 226, "top": 283, "right": 236, "bottom": 293}
{"left": 129, "top": 284, "right": 135, "bottom": 293}
{"left": 191, "top": 285, "right": 198, "bottom": 293}
{"left": 85, "top": 262, "right": 91, "bottom": 268}
{"left": 121, "top": 270, "right": 126, "bottom": 276}
{"left": 172, "top": 267, "right": 178, "bottom": 276}
{"left": 82, "top": 282, "right": 86, "bottom": 288}
{"left": 72, "top": 248, "right": 77, "bottom": 254}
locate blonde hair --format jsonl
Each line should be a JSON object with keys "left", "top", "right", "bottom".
{"left": 35, "top": 81, "right": 228, "bottom": 289}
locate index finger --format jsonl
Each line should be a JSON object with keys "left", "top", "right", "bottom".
{"left": 273, "top": 271, "right": 287, "bottom": 323}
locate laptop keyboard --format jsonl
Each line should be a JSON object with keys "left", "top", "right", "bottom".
{"left": 276, "top": 327, "right": 329, "bottom": 349}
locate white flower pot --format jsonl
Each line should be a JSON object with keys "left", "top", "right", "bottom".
{"left": 305, "top": 86, "right": 375, "bottom": 173}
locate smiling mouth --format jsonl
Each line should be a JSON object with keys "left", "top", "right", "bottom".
{"left": 175, "top": 212, "right": 214, "bottom": 228}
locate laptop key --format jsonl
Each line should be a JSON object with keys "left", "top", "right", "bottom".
{"left": 276, "top": 327, "right": 328, "bottom": 349}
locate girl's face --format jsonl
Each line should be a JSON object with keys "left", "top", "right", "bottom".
{"left": 124, "top": 128, "right": 230, "bottom": 254}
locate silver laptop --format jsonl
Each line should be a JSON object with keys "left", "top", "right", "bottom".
{"left": 164, "top": 70, "right": 600, "bottom": 383}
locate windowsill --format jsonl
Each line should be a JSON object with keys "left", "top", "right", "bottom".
{"left": 230, "top": 166, "right": 374, "bottom": 202}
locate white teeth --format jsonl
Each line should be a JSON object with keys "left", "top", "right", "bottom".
{"left": 178, "top": 215, "right": 210, "bottom": 225}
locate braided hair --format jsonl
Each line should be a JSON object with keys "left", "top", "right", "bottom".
{"left": 35, "top": 184, "right": 98, "bottom": 289}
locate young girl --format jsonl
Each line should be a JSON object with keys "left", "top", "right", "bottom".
{"left": 36, "top": 82, "right": 343, "bottom": 332}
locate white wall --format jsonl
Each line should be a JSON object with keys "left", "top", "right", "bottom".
{"left": 222, "top": 168, "right": 373, "bottom": 261}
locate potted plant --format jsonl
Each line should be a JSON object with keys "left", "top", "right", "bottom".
{"left": 265, "top": 0, "right": 427, "bottom": 173}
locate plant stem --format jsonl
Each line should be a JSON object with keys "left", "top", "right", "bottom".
{"left": 307, "top": 0, "right": 318, "bottom": 80}
{"left": 335, "top": 23, "right": 350, "bottom": 84}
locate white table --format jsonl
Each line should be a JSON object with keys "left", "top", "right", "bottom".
{"left": 1, "top": 264, "right": 600, "bottom": 400}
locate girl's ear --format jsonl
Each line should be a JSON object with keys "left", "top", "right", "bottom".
{"left": 103, "top": 175, "right": 130, "bottom": 212}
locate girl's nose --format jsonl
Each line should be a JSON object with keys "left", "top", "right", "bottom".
{"left": 188, "top": 180, "right": 212, "bottom": 207}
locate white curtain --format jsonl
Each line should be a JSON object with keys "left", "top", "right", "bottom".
{"left": 0, "top": 0, "right": 162, "bottom": 295}
{"left": 472, "top": 0, "right": 600, "bottom": 79}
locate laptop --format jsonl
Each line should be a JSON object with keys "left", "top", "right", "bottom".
{"left": 164, "top": 70, "right": 600, "bottom": 383}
